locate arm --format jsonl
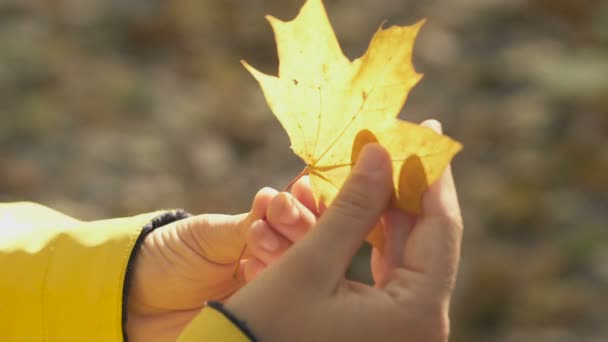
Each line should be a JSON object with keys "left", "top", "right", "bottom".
{"left": 0, "top": 202, "right": 251, "bottom": 341}
{"left": 0, "top": 202, "right": 165, "bottom": 340}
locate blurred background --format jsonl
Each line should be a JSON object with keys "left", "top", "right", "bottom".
{"left": 1, "top": 0, "right": 607, "bottom": 340}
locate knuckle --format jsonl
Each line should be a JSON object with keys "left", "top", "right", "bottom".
{"left": 334, "top": 170, "right": 385, "bottom": 213}
{"left": 332, "top": 190, "right": 369, "bottom": 220}
{"left": 350, "top": 166, "right": 383, "bottom": 188}
{"left": 435, "top": 215, "right": 463, "bottom": 247}
{"left": 434, "top": 213, "right": 462, "bottom": 230}
{"left": 445, "top": 214, "right": 464, "bottom": 234}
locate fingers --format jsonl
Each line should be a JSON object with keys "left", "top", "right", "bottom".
{"left": 246, "top": 219, "right": 293, "bottom": 264}
{"left": 420, "top": 120, "right": 462, "bottom": 222}
{"left": 291, "top": 176, "right": 319, "bottom": 216}
{"left": 418, "top": 165, "right": 462, "bottom": 294}
{"left": 184, "top": 213, "right": 252, "bottom": 264}
{"left": 240, "top": 187, "right": 279, "bottom": 258}
{"left": 383, "top": 210, "right": 415, "bottom": 270}
{"left": 371, "top": 210, "right": 415, "bottom": 287}
{"left": 250, "top": 187, "right": 279, "bottom": 221}
{"left": 398, "top": 119, "right": 462, "bottom": 294}
{"left": 184, "top": 187, "right": 278, "bottom": 263}
{"left": 296, "top": 144, "right": 393, "bottom": 285}
{"left": 243, "top": 257, "right": 265, "bottom": 282}
{"left": 246, "top": 191, "right": 317, "bottom": 281}
{"left": 266, "top": 192, "right": 316, "bottom": 243}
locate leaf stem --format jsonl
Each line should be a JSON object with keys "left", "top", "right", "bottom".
{"left": 282, "top": 165, "right": 310, "bottom": 192}
{"left": 232, "top": 165, "right": 310, "bottom": 279}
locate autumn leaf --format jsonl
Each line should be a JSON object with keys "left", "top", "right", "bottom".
{"left": 243, "top": 0, "right": 462, "bottom": 250}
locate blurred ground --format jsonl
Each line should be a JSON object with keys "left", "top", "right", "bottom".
{"left": 1, "top": 0, "right": 607, "bottom": 341}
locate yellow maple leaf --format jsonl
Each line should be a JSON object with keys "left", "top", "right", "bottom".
{"left": 243, "top": 0, "right": 462, "bottom": 250}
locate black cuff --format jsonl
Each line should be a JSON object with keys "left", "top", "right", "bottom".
{"left": 208, "top": 301, "right": 259, "bottom": 342}
{"left": 122, "top": 210, "right": 191, "bottom": 342}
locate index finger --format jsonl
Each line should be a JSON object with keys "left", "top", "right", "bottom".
{"left": 419, "top": 119, "right": 463, "bottom": 293}
{"left": 421, "top": 120, "right": 462, "bottom": 226}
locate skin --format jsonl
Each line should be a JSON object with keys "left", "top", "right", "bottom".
{"left": 225, "top": 120, "right": 463, "bottom": 342}
{"left": 128, "top": 119, "right": 463, "bottom": 342}
{"left": 126, "top": 181, "right": 316, "bottom": 341}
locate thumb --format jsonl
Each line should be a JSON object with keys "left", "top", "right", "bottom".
{"left": 180, "top": 187, "right": 275, "bottom": 264}
{"left": 298, "top": 144, "right": 393, "bottom": 283}
{"left": 180, "top": 213, "right": 250, "bottom": 264}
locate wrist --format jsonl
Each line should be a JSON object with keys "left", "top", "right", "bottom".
{"left": 123, "top": 210, "right": 191, "bottom": 341}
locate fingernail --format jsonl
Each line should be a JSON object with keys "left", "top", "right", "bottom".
{"left": 280, "top": 195, "right": 300, "bottom": 225}
{"left": 258, "top": 223, "right": 279, "bottom": 252}
{"left": 426, "top": 120, "right": 443, "bottom": 133}
{"left": 355, "top": 144, "right": 385, "bottom": 172}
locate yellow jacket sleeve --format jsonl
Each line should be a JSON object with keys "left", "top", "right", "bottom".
{"left": 0, "top": 202, "right": 254, "bottom": 342}
{"left": 178, "top": 302, "right": 257, "bottom": 342}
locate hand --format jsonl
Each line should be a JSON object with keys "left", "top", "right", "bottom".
{"left": 126, "top": 183, "right": 316, "bottom": 341}
{"left": 370, "top": 120, "right": 460, "bottom": 288}
{"left": 243, "top": 180, "right": 318, "bottom": 281}
{"left": 225, "top": 120, "right": 463, "bottom": 342}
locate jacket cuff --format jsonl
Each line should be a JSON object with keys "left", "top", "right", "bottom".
{"left": 177, "top": 302, "right": 256, "bottom": 342}
{"left": 207, "top": 301, "right": 258, "bottom": 341}
{"left": 122, "top": 210, "right": 191, "bottom": 341}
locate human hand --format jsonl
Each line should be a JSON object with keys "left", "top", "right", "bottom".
{"left": 126, "top": 183, "right": 316, "bottom": 341}
{"left": 243, "top": 180, "right": 318, "bottom": 281}
{"left": 225, "top": 120, "right": 463, "bottom": 342}
{"left": 370, "top": 120, "right": 460, "bottom": 288}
